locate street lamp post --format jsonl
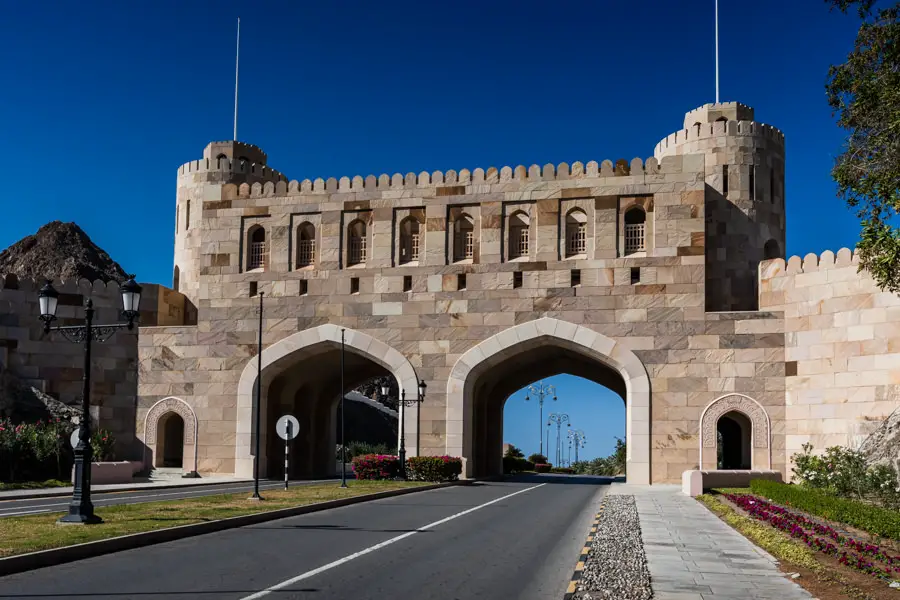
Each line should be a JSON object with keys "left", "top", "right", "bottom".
{"left": 525, "top": 381, "right": 555, "bottom": 458}
{"left": 381, "top": 380, "right": 427, "bottom": 479}
{"left": 38, "top": 276, "right": 142, "bottom": 525}
{"left": 547, "top": 413, "right": 569, "bottom": 466}
{"left": 568, "top": 429, "right": 586, "bottom": 464}
{"left": 249, "top": 291, "right": 264, "bottom": 500}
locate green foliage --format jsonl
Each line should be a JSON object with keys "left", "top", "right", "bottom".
{"left": 571, "top": 437, "right": 627, "bottom": 476}
{"left": 336, "top": 441, "right": 392, "bottom": 461}
{"left": 0, "top": 417, "right": 75, "bottom": 482}
{"left": 350, "top": 454, "right": 400, "bottom": 480}
{"left": 90, "top": 429, "right": 116, "bottom": 462}
{"left": 534, "top": 463, "right": 551, "bottom": 473}
{"left": 750, "top": 478, "right": 900, "bottom": 540}
{"left": 527, "top": 453, "right": 548, "bottom": 464}
{"left": 502, "top": 456, "right": 534, "bottom": 474}
{"left": 550, "top": 467, "right": 575, "bottom": 474}
{"left": 504, "top": 445, "right": 524, "bottom": 459}
{"left": 405, "top": 456, "right": 462, "bottom": 482}
{"left": 826, "top": 0, "right": 900, "bottom": 293}
{"left": 791, "top": 442, "right": 899, "bottom": 506}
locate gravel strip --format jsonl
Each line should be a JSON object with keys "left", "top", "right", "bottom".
{"left": 574, "top": 495, "right": 652, "bottom": 600}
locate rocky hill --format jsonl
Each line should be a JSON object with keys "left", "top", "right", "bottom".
{"left": 0, "top": 221, "right": 128, "bottom": 283}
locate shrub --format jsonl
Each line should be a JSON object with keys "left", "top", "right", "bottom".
{"left": 750, "top": 479, "right": 900, "bottom": 541}
{"left": 791, "top": 442, "right": 899, "bottom": 506}
{"left": 406, "top": 456, "right": 463, "bottom": 482}
{"left": 527, "top": 453, "right": 548, "bottom": 464}
{"left": 550, "top": 467, "right": 575, "bottom": 474}
{"left": 351, "top": 454, "right": 400, "bottom": 480}
{"left": 534, "top": 463, "right": 551, "bottom": 473}
{"left": 337, "top": 441, "right": 392, "bottom": 461}
{"left": 90, "top": 429, "right": 116, "bottom": 462}
{"left": 502, "top": 456, "right": 533, "bottom": 474}
{"left": 504, "top": 445, "right": 524, "bottom": 459}
{"left": 0, "top": 417, "right": 75, "bottom": 483}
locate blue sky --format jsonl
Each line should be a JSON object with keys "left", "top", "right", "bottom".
{"left": 0, "top": 1, "right": 867, "bottom": 460}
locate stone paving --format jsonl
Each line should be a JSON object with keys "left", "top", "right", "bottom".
{"left": 608, "top": 484, "right": 813, "bottom": 600}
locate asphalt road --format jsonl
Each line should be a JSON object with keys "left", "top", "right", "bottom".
{"left": 0, "top": 474, "right": 611, "bottom": 600}
{"left": 0, "top": 479, "right": 340, "bottom": 518}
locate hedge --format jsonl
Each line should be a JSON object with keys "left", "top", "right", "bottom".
{"left": 534, "top": 463, "right": 551, "bottom": 473}
{"left": 406, "top": 456, "right": 462, "bottom": 482}
{"left": 750, "top": 479, "right": 900, "bottom": 541}
{"left": 351, "top": 454, "right": 401, "bottom": 480}
{"left": 550, "top": 467, "right": 575, "bottom": 474}
{"left": 503, "top": 457, "right": 534, "bottom": 474}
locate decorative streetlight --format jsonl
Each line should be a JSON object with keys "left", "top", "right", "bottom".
{"left": 39, "top": 276, "right": 142, "bottom": 525}
{"left": 250, "top": 291, "right": 264, "bottom": 500}
{"left": 547, "top": 413, "right": 569, "bottom": 466}
{"left": 525, "top": 380, "right": 555, "bottom": 457}
{"left": 381, "top": 379, "right": 427, "bottom": 479}
{"left": 569, "top": 429, "right": 586, "bottom": 464}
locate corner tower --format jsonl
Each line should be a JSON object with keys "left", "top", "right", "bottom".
{"left": 173, "top": 141, "right": 285, "bottom": 315}
{"left": 654, "top": 102, "right": 786, "bottom": 311}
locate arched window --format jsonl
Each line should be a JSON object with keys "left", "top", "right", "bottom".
{"left": 247, "top": 225, "right": 267, "bottom": 270}
{"left": 565, "top": 209, "right": 587, "bottom": 257}
{"left": 623, "top": 208, "right": 646, "bottom": 255}
{"left": 175, "top": 205, "right": 179, "bottom": 234}
{"left": 399, "top": 216, "right": 421, "bottom": 265}
{"left": 453, "top": 214, "right": 475, "bottom": 262}
{"left": 716, "top": 116, "right": 728, "bottom": 122}
{"left": 185, "top": 200, "right": 191, "bottom": 231}
{"left": 347, "top": 219, "right": 367, "bottom": 266}
{"left": 173, "top": 266, "right": 180, "bottom": 291}
{"left": 296, "top": 222, "right": 316, "bottom": 268}
{"left": 763, "top": 239, "right": 780, "bottom": 260}
{"left": 508, "top": 212, "right": 529, "bottom": 260}
{"left": 216, "top": 153, "right": 228, "bottom": 167}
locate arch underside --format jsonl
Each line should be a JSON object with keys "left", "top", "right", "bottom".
{"left": 468, "top": 341, "right": 625, "bottom": 477}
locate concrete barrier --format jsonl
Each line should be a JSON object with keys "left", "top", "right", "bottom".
{"left": 71, "top": 462, "right": 141, "bottom": 486}
{"left": 682, "top": 469, "right": 783, "bottom": 497}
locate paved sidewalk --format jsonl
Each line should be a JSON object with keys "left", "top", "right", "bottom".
{"left": 609, "top": 484, "right": 812, "bottom": 600}
{"left": 0, "top": 477, "right": 251, "bottom": 500}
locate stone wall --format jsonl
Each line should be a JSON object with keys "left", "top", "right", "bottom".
{"left": 760, "top": 248, "right": 900, "bottom": 473}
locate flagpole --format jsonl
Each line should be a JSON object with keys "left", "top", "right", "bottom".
{"left": 234, "top": 17, "right": 240, "bottom": 141}
{"left": 714, "top": 0, "right": 719, "bottom": 103}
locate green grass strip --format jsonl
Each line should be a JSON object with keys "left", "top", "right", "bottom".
{"left": 0, "top": 480, "right": 70, "bottom": 491}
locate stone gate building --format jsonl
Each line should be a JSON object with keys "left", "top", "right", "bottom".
{"left": 131, "top": 101, "right": 900, "bottom": 484}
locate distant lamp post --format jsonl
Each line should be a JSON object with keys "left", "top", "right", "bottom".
{"left": 525, "top": 380, "right": 556, "bottom": 457}
{"left": 569, "top": 429, "right": 586, "bottom": 464}
{"left": 39, "top": 276, "right": 142, "bottom": 525}
{"left": 547, "top": 413, "right": 569, "bottom": 466}
{"left": 381, "top": 379, "right": 426, "bottom": 479}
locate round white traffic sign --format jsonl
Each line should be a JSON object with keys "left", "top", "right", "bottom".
{"left": 276, "top": 415, "right": 300, "bottom": 441}
{"left": 70, "top": 429, "right": 80, "bottom": 448}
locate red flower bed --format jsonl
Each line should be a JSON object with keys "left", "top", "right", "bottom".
{"left": 725, "top": 492, "right": 900, "bottom": 581}
{"left": 351, "top": 454, "right": 400, "bottom": 480}
{"left": 534, "top": 463, "right": 551, "bottom": 473}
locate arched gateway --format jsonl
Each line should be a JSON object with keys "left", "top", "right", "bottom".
{"left": 447, "top": 318, "right": 650, "bottom": 484}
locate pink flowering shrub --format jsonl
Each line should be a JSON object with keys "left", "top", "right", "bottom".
{"left": 406, "top": 456, "right": 463, "bottom": 481}
{"left": 725, "top": 492, "right": 900, "bottom": 581}
{"left": 0, "top": 417, "right": 76, "bottom": 482}
{"left": 351, "top": 454, "right": 401, "bottom": 480}
{"left": 534, "top": 463, "right": 552, "bottom": 473}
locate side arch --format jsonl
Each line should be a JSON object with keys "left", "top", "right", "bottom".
{"left": 144, "top": 397, "right": 198, "bottom": 474}
{"left": 446, "top": 317, "right": 651, "bottom": 484}
{"left": 235, "top": 324, "right": 419, "bottom": 478}
{"left": 699, "top": 393, "right": 771, "bottom": 470}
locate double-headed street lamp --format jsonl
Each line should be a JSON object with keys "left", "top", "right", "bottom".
{"left": 525, "top": 380, "right": 555, "bottom": 457}
{"left": 547, "top": 412, "right": 569, "bottom": 466}
{"left": 568, "top": 429, "right": 586, "bottom": 464}
{"left": 38, "top": 276, "right": 142, "bottom": 525}
{"left": 381, "top": 379, "right": 427, "bottom": 480}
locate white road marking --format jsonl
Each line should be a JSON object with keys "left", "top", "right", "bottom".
{"left": 239, "top": 483, "right": 548, "bottom": 600}
{"left": 0, "top": 482, "right": 290, "bottom": 517}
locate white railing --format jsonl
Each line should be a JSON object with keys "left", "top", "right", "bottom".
{"left": 248, "top": 241, "right": 267, "bottom": 270}
{"left": 624, "top": 223, "right": 645, "bottom": 254}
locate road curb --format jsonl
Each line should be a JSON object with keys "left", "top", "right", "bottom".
{"left": 563, "top": 498, "right": 605, "bottom": 599}
{"left": 0, "top": 480, "right": 255, "bottom": 501}
{"left": 0, "top": 480, "right": 468, "bottom": 577}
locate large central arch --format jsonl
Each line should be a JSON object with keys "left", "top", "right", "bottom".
{"left": 446, "top": 318, "right": 651, "bottom": 484}
{"left": 235, "top": 324, "right": 419, "bottom": 478}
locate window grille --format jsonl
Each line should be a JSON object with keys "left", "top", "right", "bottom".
{"left": 349, "top": 236, "right": 366, "bottom": 265}
{"left": 566, "top": 223, "right": 586, "bottom": 255}
{"left": 297, "top": 239, "right": 315, "bottom": 267}
{"left": 454, "top": 230, "right": 474, "bottom": 261}
{"left": 248, "top": 241, "right": 267, "bottom": 270}
{"left": 510, "top": 226, "right": 528, "bottom": 259}
{"left": 624, "top": 223, "right": 645, "bottom": 255}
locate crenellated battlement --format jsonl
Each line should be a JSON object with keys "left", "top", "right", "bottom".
{"left": 219, "top": 156, "right": 673, "bottom": 199}
{"left": 759, "top": 247, "right": 860, "bottom": 280}
{"left": 177, "top": 157, "right": 287, "bottom": 182}
{"left": 0, "top": 274, "right": 137, "bottom": 295}
{"left": 653, "top": 120, "right": 785, "bottom": 159}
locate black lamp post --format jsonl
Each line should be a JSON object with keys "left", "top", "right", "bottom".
{"left": 525, "top": 380, "right": 556, "bottom": 458}
{"left": 547, "top": 412, "right": 569, "bottom": 466}
{"left": 39, "top": 276, "right": 142, "bottom": 525}
{"left": 381, "top": 379, "right": 426, "bottom": 480}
